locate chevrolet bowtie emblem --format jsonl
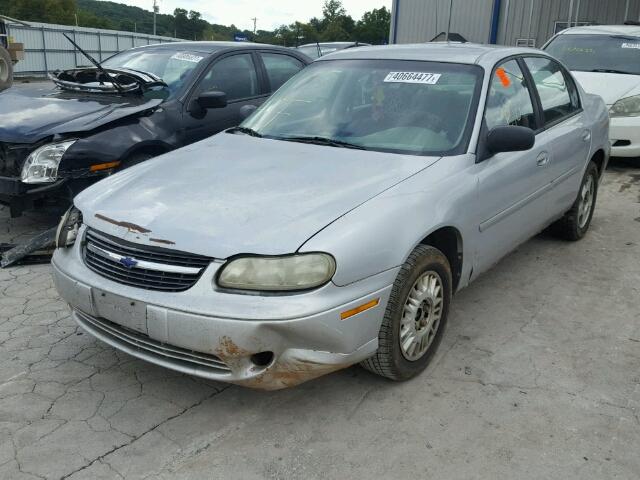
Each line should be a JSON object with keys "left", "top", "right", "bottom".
{"left": 119, "top": 256, "right": 138, "bottom": 269}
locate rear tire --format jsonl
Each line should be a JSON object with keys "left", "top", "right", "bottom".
{"left": 0, "top": 47, "right": 13, "bottom": 92}
{"left": 551, "top": 161, "right": 599, "bottom": 241}
{"left": 360, "top": 245, "right": 452, "bottom": 381}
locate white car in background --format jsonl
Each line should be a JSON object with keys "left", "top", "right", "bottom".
{"left": 544, "top": 25, "right": 640, "bottom": 158}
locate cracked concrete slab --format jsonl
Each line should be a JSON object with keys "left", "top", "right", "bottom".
{"left": 0, "top": 161, "right": 639, "bottom": 479}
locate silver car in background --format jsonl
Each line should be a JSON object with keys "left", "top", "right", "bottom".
{"left": 52, "top": 44, "right": 610, "bottom": 390}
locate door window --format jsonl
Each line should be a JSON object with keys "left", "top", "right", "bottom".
{"left": 196, "top": 53, "right": 259, "bottom": 102}
{"left": 524, "top": 57, "right": 580, "bottom": 125}
{"left": 485, "top": 59, "right": 537, "bottom": 130}
{"left": 261, "top": 53, "right": 305, "bottom": 91}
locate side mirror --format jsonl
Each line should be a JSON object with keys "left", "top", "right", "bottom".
{"left": 486, "top": 126, "right": 535, "bottom": 155}
{"left": 197, "top": 90, "right": 227, "bottom": 109}
{"left": 239, "top": 104, "right": 258, "bottom": 121}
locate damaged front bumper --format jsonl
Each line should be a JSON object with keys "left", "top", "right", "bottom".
{"left": 52, "top": 238, "right": 396, "bottom": 390}
{"left": 0, "top": 176, "right": 69, "bottom": 217}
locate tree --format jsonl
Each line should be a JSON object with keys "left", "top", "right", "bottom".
{"left": 321, "top": 21, "right": 349, "bottom": 42}
{"left": 355, "top": 7, "right": 391, "bottom": 44}
{"left": 0, "top": 0, "right": 389, "bottom": 45}
{"left": 3, "top": 0, "right": 76, "bottom": 25}
{"left": 322, "top": 0, "right": 346, "bottom": 23}
{"left": 318, "top": 0, "right": 354, "bottom": 41}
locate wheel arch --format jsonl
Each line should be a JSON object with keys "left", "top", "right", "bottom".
{"left": 121, "top": 141, "right": 173, "bottom": 164}
{"left": 418, "top": 226, "right": 464, "bottom": 293}
{"left": 589, "top": 148, "right": 606, "bottom": 179}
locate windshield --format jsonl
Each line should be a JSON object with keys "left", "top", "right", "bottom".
{"left": 102, "top": 49, "right": 207, "bottom": 92}
{"left": 545, "top": 34, "right": 640, "bottom": 75}
{"left": 242, "top": 59, "right": 482, "bottom": 156}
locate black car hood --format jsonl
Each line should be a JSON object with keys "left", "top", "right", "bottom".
{"left": 0, "top": 85, "right": 163, "bottom": 143}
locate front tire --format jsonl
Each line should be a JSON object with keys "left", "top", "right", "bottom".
{"left": 361, "top": 245, "right": 452, "bottom": 381}
{"left": 551, "top": 161, "right": 599, "bottom": 241}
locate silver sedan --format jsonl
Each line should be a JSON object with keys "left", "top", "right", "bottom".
{"left": 52, "top": 43, "right": 610, "bottom": 389}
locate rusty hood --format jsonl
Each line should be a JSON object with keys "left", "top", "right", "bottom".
{"left": 75, "top": 132, "right": 439, "bottom": 259}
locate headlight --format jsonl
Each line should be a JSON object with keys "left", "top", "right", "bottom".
{"left": 21, "top": 140, "right": 77, "bottom": 184}
{"left": 610, "top": 95, "right": 640, "bottom": 117}
{"left": 217, "top": 253, "right": 336, "bottom": 291}
{"left": 55, "top": 206, "right": 82, "bottom": 248}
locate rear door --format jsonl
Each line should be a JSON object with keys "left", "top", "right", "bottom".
{"left": 181, "top": 51, "right": 268, "bottom": 144}
{"left": 474, "top": 57, "right": 556, "bottom": 274}
{"left": 522, "top": 56, "right": 590, "bottom": 216}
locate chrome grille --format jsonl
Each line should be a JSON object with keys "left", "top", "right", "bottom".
{"left": 75, "top": 309, "right": 231, "bottom": 374}
{"left": 83, "top": 229, "right": 211, "bottom": 292}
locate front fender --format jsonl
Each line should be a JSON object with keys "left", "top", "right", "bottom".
{"left": 299, "top": 154, "right": 478, "bottom": 288}
{"left": 59, "top": 108, "right": 181, "bottom": 171}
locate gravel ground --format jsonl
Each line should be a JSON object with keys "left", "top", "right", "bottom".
{"left": 0, "top": 160, "right": 639, "bottom": 480}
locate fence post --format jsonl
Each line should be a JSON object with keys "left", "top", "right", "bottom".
{"left": 73, "top": 29, "right": 78, "bottom": 68}
{"left": 97, "top": 31, "right": 102, "bottom": 61}
{"left": 41, "top": 27, "right": 48, "bottom": 73}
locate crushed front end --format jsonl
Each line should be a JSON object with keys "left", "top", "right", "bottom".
{"left": 52, "top": 225, "right": 394, "bottom": 390}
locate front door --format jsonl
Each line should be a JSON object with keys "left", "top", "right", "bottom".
{"left": 473, "top": 58, "right": 556, "bottom": 275}
{"left": 182, "top": 52, "right": 269, "bottom": 144}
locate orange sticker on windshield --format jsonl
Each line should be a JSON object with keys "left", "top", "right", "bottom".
{"left": 496, "top": 67, "right": 511, "bottom": 88}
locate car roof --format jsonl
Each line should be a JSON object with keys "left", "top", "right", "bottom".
{"left": 298, "top": 42, "right": 371, "bottom": 47}
{"left": 315, "top": 42, "right": 542, "bottom": 66}
{"left": 133, "top": 41, "right": 293, "bottom": 54}
{"left": 558, "top": 25, "right": 640, "bottom": 36}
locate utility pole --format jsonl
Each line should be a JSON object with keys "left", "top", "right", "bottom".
{"left": 251, "top": 17, "right": 257, "bottom": 35}
{"left": 74, "top": 13, "right": 78, "bottom": 26}
{"left": 446, "top": 0, "right": 453, "bottom": 42}
{"left": 152, "top": 0, "right": 159, "bottom": 36}
{"left": 624, "top": 0, "right": 630, "bottom": 21}
{"left": 526, "top": 0, "right": 535, "bottom": 45}
{"left": 567, "top": 0, "right": 574, "bottom": 30}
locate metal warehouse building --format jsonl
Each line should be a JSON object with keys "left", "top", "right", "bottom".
{"left": 390, "top": 0, "right": 640, "bottom": 47}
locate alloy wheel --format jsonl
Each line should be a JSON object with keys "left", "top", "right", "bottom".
{"left": 399, "top": 270, "right": 444, "bottom": 361}
{"left": 578, "top": 174, "right": 595, "bottom": 229}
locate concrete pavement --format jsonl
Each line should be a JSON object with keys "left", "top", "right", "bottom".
{"left": 0, "top": 161, "right": 639, "bottom": 479}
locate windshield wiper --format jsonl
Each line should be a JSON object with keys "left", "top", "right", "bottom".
{"left": 278, "top": 136, "right": 366, "bottom": 150}
{"left": 62, "top": 33, "right": 126, "bottom": 93}
{"left": 226, "top": 126, "right": 263, "bottom": 137}
{"left": 588, "top": 68, "right": 638, "bottom": 75}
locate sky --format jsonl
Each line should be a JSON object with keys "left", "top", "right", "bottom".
{"left": 123, "top": 0, "right": 393, "bottom": 31}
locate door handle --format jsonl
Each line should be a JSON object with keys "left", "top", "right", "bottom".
{"left": 582, "top": 130, "right": 591, "bottom": 142}
{"left": 536, "top": 152, "right": 550, "bottom": 166}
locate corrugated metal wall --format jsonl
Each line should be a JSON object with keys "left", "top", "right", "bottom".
{"left": 391, "top": 0, "right": 495, "bottom": 44}
{"left": 6, "top": 21, "right": 182, "bottom": 76}
{"left": 499, "top": 0, "right": 640, "bottom": 46}
{"left": 392, "top": 0, "right": 640, "bottom": 47}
